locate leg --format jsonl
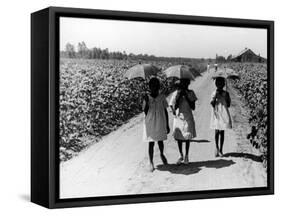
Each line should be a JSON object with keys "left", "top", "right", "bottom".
{"left": 148, "top": 142, "right": 155, "bottom": 171}
{"left": 176, "top": 140, "right": 184, "bottom": 164}
{"left": 184, "top": 140, "right": 190, "bottom": 164}
{"left": 219, "top": 130, "right": 225, "bottom": 155}
{"left": 177, "top": 140, "right": 183, "bottom": 157}
{"left": 158, "top": 141, "right": 168, "bottom": 165}
{"left": 215, "top": 130, "right": 220, "bottom": 157}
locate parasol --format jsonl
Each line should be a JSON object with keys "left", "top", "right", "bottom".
{"left": 164, "top": 65, "right": 195, "bottom": 80}
{"left": 124, "top": 63, "right": 160, "bottom": 80}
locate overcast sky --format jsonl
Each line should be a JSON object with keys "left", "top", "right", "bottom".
{"left": 60, "top": 17, "right": 267, "bottom": 59}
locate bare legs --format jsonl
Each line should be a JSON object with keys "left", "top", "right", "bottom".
{"left": 148, "top": 141, "right": 168, "bottom": 172}
{"left": 158, "top": 141, "right": 168, "bottom": 165}
{"left": 215, "top": 130, "right": 225, "bottom": 157}
{"left": 148, "top": 142, "right": 154, "bottom": 171}
{"left": 176, "top": 140, "right": 190, "bottom": 164}
{"left": 220, "top": 131, "right": 225, "bottom": 154}
{"left": 177, "top": 141, "right": 184, "bottom": 159}
{"left": 185, "top": 141, "right": 190, "bottom": 163}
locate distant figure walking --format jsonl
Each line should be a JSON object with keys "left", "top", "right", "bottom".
{"left": 169, "top": 79, "right": 197, "bottom": 165}
{"left": 207, "top": 63, "right": 210, "bottom": 72}
{"left": 214, "top": 63, "right": 218, "bottom": 72}
{"left": 143, "top": 78, "right": 170, "bottom": 172}
{"left": 210, "top": 77, "right": 232, "bottom": 157}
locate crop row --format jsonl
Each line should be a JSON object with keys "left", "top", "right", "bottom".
{"left": 228, "top": 63, "right": 268, "bottom": 166}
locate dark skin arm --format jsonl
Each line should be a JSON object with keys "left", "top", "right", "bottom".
{"left": 143, "top": 94, "right": 149, "bottom": 115}
{"left": 174, "top": 91, "right": 181, "bottom": 110}
{"left": 225, "top": 91, "right": 231, "bottom": 107}
{"left": 210, "top": 96, "right": 216, "bottom": 108}
{"left": 182, "top": 90, "right": 196, "bottom": 110}
{"left": 188, "top": 100, "right": 196, "bottom": 110}
{"left": 164, "top": 108, "right": 170, "bottom": 134}
{"left": 211, "top": 90, "right": 221, "bottom": 108}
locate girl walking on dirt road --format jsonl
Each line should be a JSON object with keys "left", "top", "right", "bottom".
{"left": 143, "top": 77, "right": 170, "bottom": 172}
{"left": 210, "top": 77, "right": 232, "bottom": 157}
{"left": 169, "top": 79, "right": 197, "bottom": 165}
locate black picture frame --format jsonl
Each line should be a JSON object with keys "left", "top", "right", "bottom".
{"left": 31, "top": 6, "right": 274, "bottom": 209}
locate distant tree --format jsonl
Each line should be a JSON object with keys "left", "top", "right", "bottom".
{"left": 101, "top": 48, "right": 109, "bottom": 59}
{"left": 91, "top": 47, "right": 99, "bottom": 59}
{"left": 216, "top": 55, "right": 226, "bottom": 63}
{"left": 65, "top": 43, "right": 76, "bottom": 58}
{"left": 226, "top": 54, "right": 232, "bottom": 62}
{"left": 77, "top": 41, "right": 89, "bottom": 58}
{"left": 61, "top": 42, "right": 212, "bottom": 64}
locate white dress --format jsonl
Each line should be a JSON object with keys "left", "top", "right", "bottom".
{"left": 143, "top": 94, "right": 168, "bottom": 142}
{"left": 169, "top": 90, "right": 197, "bottom": 140}
{"left": 210, "top": 90, "right": 232, "bottom": 130}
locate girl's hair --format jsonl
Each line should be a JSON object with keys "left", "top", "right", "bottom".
{"left": 179, "top": 78, "right": 190, "bottom": 89}
{"left": 180, "top": 78, "right": 190, "bottom": 84}
{"left": 148, "top": 77, "right": 160, "bottom": 89}
{"left": 215, "top": 77, "right": 225, "bottom": 86}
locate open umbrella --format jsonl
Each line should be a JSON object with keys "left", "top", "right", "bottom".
{"left": 225, "top": 68, "right": 240, "bottom": 80}
{"left": 212, "top": 71, "right": 227, "bottom": 79}
{"left": 164, "top": 65, "right": 195, "bottom": 80}
{"left": 226, "top": 73, "right": 240, "bottom": 80}
{"left": 212, "top": 69, "right": 240, "bottom": 80}
{"left": 124, "top": 63, "right": 160, "bottom": 80}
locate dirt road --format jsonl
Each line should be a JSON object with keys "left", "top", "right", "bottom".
{"left": 60, "top": 69, "right": 267, "bottom": 198}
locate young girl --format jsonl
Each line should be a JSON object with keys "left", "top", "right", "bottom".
{"left": 214, "top": 63, "right": 218, "bottom": 72}
{"left": 169, "top": 79, "right": 197, "bottom": 165}
{"left": 143, "top": 77, "right": 170, "bottom": 172}
{"left": 210, "top": 77, "right": 232, "bottom": 157}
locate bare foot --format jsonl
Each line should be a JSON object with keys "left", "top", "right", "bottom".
{"left": 184, "top": 155, "right": 189, "bottom": 164}
{"left": 149, "top": 163, "right": 155, "bottom": 172}
{"left": 215, "top": 148, "right": 219, "bottom": 157}
{"left": 176, "top": 156, "right": 183, "bottom": 165}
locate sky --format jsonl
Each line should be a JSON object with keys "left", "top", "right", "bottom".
{"left": 60, "top": 17, "right": 267, "bottom": 59}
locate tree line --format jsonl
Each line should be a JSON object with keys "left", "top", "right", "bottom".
{"left": 61, "top": 41, "right": 213, "bottom": 63}
{"left": 215, "top": 54, "right": 233, "bottom": 63}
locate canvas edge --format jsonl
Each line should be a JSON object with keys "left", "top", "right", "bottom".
{"left": 30, "top": 6, "right": 274, "bottom": 209}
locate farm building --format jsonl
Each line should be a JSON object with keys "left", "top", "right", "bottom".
{"left": 231, "top": 48, "right": 266, "bottom": 63}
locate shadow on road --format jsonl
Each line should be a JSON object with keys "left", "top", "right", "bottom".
{"left": 190, "top": 139, "right": 210, "bottom": 143}
{"left": 156, "top": 164, "right": 201, "bottom": 175}
{"left": 156, "top": 159, "right": 235, "bottom": 175}
{"left": 223, "top": 152, "right": 262, "bottom": 162}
